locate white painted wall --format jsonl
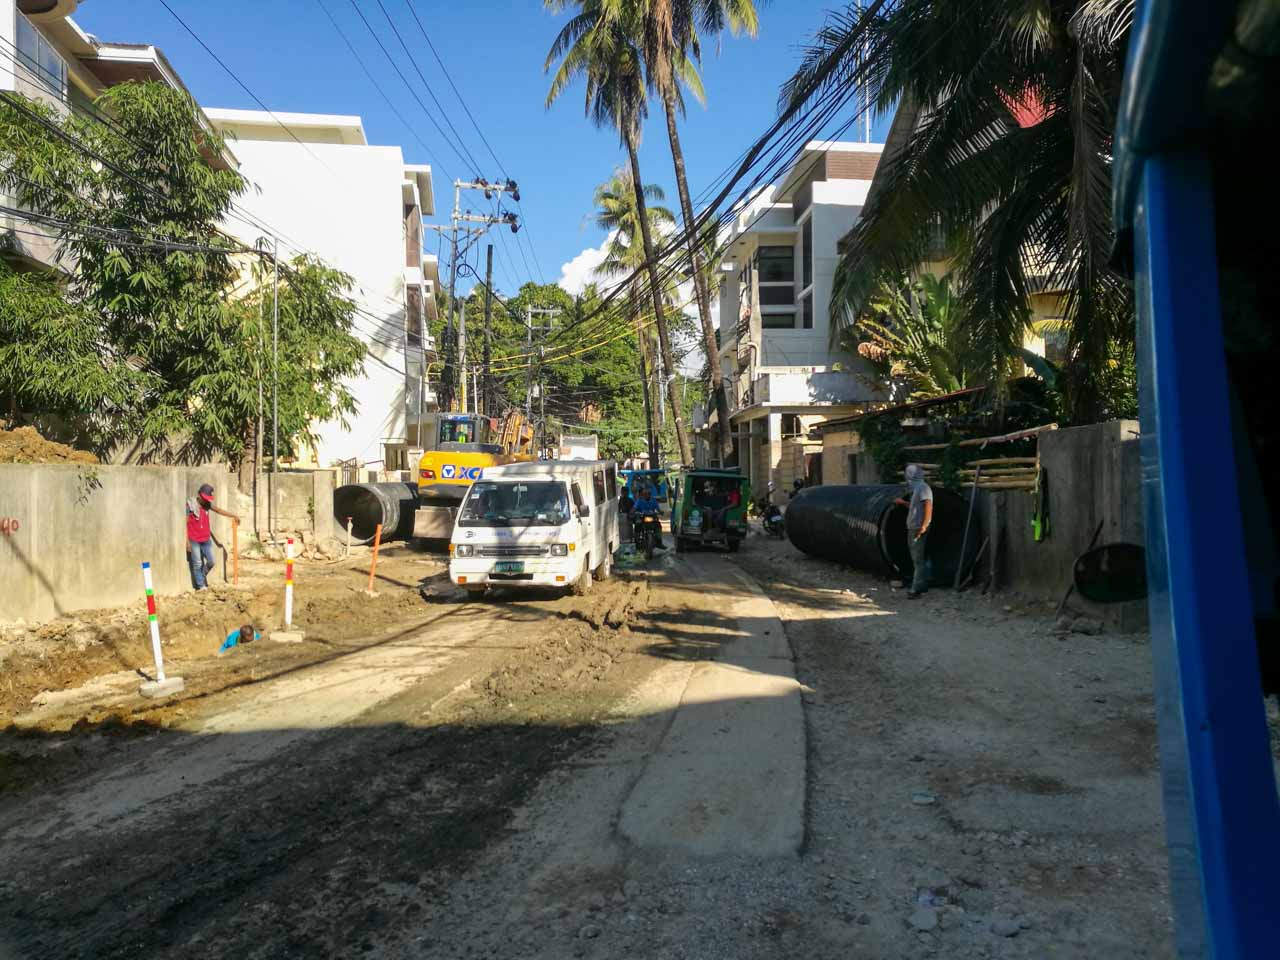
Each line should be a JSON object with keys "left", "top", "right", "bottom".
{"left": 215, "top": 137, "right": 411, "bottom": 467}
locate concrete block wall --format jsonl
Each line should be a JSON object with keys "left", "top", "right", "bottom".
{"left": 0, "top": 463, "right": 338, "bottom": 624}
{"left": 810, "top": 419, "right": 1143, "bottom": 630}
{"left": 980, "top": 420, "right": 1145, "bottom": 630}
{"left": 228, "top": 470, "right": 338, "bottom": 549}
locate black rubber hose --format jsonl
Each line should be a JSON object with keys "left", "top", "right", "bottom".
{"left": 333, "top": 482, "right": 419, "bottom": 544}
{"left": 785, "top": 484, "right": 977, "bottom": 586}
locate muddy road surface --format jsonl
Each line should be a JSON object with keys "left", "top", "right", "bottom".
{"left": 0, "top": 535, "right": 1188, "bottom": 959}
{"left": 0, "top": 555, "right": 668, "bottom": 960}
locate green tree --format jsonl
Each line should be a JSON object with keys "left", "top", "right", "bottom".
{"left": 848, "top": 272, "right": 982, "bottom": 399}
{"left": 782, "top": 0, "right": 1134, "bottom": 422}
{"left": 167, "top": 256, "right": 365, "bottom": 491}
{"left": 451, "top": 279, "right": 653, "bottom": 461}
{"left": 545, "top": 0, "right": 693, "bottom": 465}
{"left": 0, "top": 261, "right": 148, "bottom": 449}
{"left": 0, "top": 83, "right": 365, "bottom": 475}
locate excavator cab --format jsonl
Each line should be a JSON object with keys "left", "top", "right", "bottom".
{"left": 413, "top": 412, "right": 536, "bottom": 540}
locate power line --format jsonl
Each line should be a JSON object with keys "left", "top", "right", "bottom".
{"left": 154, "top": 0, "right": 349, "bottom": 189}
{"left": 344, "top": 0, "right": 475, "bottom": 174}
{"left": 399, "top": 0, "right": 548, "bottom": 281}
{"left": 313, "top": 0, "right": 454, "bottom": 186}
{"left": 371, "top": 0, "right": 482, "bottom": 172}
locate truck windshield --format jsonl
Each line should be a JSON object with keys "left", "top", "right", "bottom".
{"left": 459, "top": 481, "right": 570, "bottom": 527}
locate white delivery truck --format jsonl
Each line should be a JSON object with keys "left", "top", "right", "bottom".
{"left": 556, "top": 433, "right": 599, "bottom": 461}
{"left": 449, "top": 460, "right": 621, "bottom": 597}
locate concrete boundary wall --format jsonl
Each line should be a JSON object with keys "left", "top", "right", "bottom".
{"left": 0, "top": 464, "right": 336, "bottom": 624}
{"left": 978, "top": 419, "right": 1145, "bottom": 630}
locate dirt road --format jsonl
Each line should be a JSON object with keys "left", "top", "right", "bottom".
{"left": 0, "top": 534, "right": 1180, "bottom": 959}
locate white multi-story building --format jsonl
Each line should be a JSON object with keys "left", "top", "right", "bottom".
{"left": 697, "top": 141, "right": 886, "bottom": 496}
{"left": 204, "top": 109, "right": 437, "bottom": 474}
{"left": 2, "top": 0, "right": 233, "bottom": 269}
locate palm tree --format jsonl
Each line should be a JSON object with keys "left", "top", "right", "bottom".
{"left": 848, "top": 272, "right": 981, "bottom": 400}
{"left": 782, "top": 0, "right": 1134, "bottom": 422}
{"left": 591, "top": 167, "right": 679, "bottom": 465}
{"left": 545, "top": 0, "right": 693, "bottom": 465}
{"left": 637, "top": 0, "right": 762, "bottom": 465}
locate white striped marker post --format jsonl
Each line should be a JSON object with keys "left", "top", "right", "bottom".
{"left": 138, "top": 561, "right": 183, "bottom": 697}
{"left": 270, "top": 539, "right": 305, "bottom": 643}
{"left": 284, "top": 538, "right": 295, "bottom": 627}
{"left": 142, "top": 561, "right": 166, "bottom": 682}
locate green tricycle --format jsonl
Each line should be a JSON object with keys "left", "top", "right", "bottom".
{"left": 671, "top": 469, "right": 751, "bottom": 553}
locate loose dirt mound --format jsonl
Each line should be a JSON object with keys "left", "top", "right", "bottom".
{"left": 0, "top": 426, "right": 98, "bottom": 464}
{"left": 0, "top": 550, "right": 442, "bottom": 724}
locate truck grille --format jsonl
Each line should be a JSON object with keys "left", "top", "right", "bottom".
{"left": 478, "top": 545, "right": 546, "bottom": 558}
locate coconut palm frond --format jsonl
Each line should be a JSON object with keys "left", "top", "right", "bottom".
{"left": 785, "top": 0, "right": 1136, "bottom": 420}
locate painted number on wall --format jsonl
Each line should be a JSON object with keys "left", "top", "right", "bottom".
{"left": 0, "top": 518, "right": 19, "bottom": 535}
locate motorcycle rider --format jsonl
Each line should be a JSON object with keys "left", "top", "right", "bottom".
{"left": 633, "top": 482, "right": 665, "bottom": 549}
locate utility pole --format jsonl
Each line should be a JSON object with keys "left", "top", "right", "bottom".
{"left": 524, "top": 305, "right": 534, "bottom": 419}
{"left": 270, "top": 233, "right": 279, "bottom": 543}
{"left": 523, "top": 307, "right": 560, "bottom": 457}
{"left": 538, "top": 354, "right": 546, "bottom": 459}
{"left": 482, "top": 244, "right": 494, "bottom": 416}
{"left": 427, "top": 178, "right": 522, "bottom": 411}
{"left": 458, "top": 299, "right": 467, "bottom": 413}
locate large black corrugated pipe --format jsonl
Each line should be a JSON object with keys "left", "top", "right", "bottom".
{"left": 333, "top": 482, "right": 419, "bottom": 544}
{"left": 786, "top": 484, "right": 978, "bottom": 587}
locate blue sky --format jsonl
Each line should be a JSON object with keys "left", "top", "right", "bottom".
{"left": 75, "top": 1, "right": 890, "bottom": 295}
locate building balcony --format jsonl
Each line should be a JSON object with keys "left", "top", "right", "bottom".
{"left": 730, "top": 367, "right": 867, "bottom": 415}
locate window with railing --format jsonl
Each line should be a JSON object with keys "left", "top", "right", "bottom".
{"left": 16, "top": 15, "right": 68, "bottom": 101}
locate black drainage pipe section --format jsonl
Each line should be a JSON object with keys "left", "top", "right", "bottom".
{"left": 333, "top": 482, "right": 419, "bottom": 545}
{"left": 785, "top": 484, "right": 977, "bottom": 587}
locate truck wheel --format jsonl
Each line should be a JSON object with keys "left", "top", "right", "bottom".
{"left": 572, "top": 558, "right": 593, "bottom": 596}
{"left": 727, "top": 537, "right": 741, "bottom": 553}
{"left": 594, "top": 551, "right": 612, "bottom": 581}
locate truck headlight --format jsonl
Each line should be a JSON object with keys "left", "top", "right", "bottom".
{"left": 454, "top": 544, "right": 474, "bottom": 558}
{"left": 550, "top": 544, "right": 569, "bottom": 557}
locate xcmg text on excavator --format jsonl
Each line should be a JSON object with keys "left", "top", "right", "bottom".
{"left": 412, "top": 411, "right": 535, "bottom": 538}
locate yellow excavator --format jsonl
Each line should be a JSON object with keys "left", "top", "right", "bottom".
{"left": 413, "top": 411, "right": 535, "bottom": 538}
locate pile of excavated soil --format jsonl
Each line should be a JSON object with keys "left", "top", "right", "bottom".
{"left": 0, "top": 426, "right": 98, "bottom": 464}
{"left": 0, "top": 549, "right": 443, "bottom": 724}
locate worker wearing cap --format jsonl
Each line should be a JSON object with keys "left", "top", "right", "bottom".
{"left": 186, "top": 483, "right": 240, "bottom": 590}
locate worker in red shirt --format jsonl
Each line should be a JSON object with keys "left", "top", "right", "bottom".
{"left": 186, "top": 483, "right": 240, "bottom": 590}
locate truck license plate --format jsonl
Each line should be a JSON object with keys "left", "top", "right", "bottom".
{"left": 494, "top": 561, "right": 524, "bottom": 574}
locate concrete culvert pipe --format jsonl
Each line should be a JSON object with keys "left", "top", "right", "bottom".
{"left": 785, "top": 484, "right": 979, "bottom": 587}
{"left": 333, "top": 482, "right": 419, "bottom": 545}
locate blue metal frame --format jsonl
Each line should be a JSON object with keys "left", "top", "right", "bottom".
{"left": 1117, "top": 2, "right": 1280, "bottom": 953}
{"left": 1134, "top": 150, "right": 1280, "bottom": 957}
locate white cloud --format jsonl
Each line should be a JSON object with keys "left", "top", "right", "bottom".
{"left": 557, "top": 239, "right": 611, "bottom": 296}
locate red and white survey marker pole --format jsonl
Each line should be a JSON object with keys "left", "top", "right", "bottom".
{"left": 271, "top": 538, "right": 305, "bottom": 643}
{"left": 284, "top": 538, "right": 295, "bottom": 626}
{"left": 138, "top": 561, "right": 184, "bottom": 698}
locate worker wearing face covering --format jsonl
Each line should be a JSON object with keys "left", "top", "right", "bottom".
{"left": 894, "top": 464, "right": 934, "bottom": 598}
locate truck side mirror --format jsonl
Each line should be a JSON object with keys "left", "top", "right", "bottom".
{"left": 1073, "top": 543, "right": 1147, "bottom": 604}
{"left": 579, "top": 504, "right": 591, "bottom": 519}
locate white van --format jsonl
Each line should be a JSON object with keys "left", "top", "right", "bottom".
{"left": 449, "top": 460, "right": 621, "bottom": 597}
